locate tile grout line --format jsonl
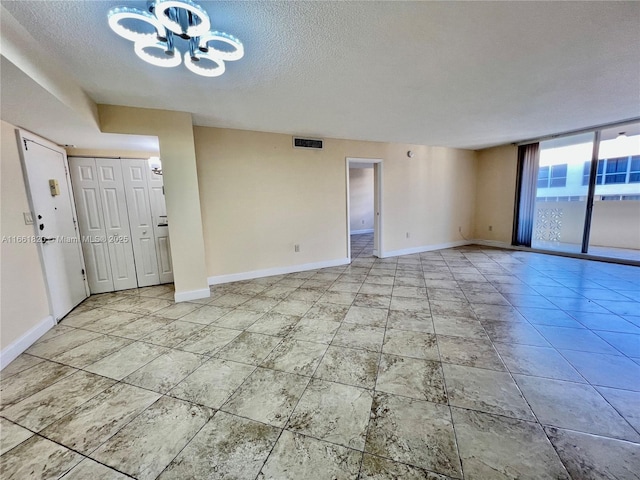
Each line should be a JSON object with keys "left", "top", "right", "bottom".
{"left": 471, "top": 258, "right": 579, "bottom": 480}
{"left": 356, "top": 253, "right": 391, "bottom": 479}
{"left": 437, "top": 252, "right": 468, "bottom": 480}
{"left": 249, "top": 262, "right": 361, "bottom": 479}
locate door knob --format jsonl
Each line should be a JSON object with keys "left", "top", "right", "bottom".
{"left": 142, "top": 230, "right": 147, "bottom": 235}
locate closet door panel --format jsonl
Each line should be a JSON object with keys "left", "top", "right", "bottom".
{"left": 97, "top": 159, "right": 138, "bottom": 290}
{"left": 88, "top": 243, "right": 112, "bottom": 283}
{"left": 69, "top": 157, "right": 113, "bottom": 294}
{"left": 122, "top": 159, "right": 160, "bottom": 287}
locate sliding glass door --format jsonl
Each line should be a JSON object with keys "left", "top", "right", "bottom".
{"left": 531, "top": 133, "right": 594, "bottom": 254}
{"left": 516, "top": 121, "right": 640, "bottom": 261}
{"left": 588, "top": 124, "right": 640, "bottom": 261}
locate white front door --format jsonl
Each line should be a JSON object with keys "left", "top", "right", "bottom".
{"left": 121, "top": 159, "right": 160, "bottom": 287}
{"left": 19, "top": 131, "right": 88, "bottom": 320}
{"left": 147, "top": 168, "right": 174, "bottom": 284}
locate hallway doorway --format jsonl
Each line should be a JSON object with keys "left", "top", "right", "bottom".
{"left": 346, "top": 157, "right": 383, "bottom": 261}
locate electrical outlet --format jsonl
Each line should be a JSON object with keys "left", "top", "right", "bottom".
{"left": 23, "top": 212, "right": 34, "bottom": 225}
{"left": 294, "top": 244, "right": 300, "bottom": 253}
{"left": 489, "top": 225, "right": 493, "bottom": 231}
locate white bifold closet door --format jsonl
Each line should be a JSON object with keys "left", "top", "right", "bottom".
{"left": 121, "top": 159, "right": 161, "bottom": 287}
{"left": 70, "top": 157, "right": 173, "bottom": 293}
{"left": 69, "top": 157, "right": 137, "bottom": 293}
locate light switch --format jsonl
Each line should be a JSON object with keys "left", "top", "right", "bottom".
{"left": 23, "top": 212, "right": 34, "bottom": 225}
{"left": 49, "top": 179, "right": 60, "bottom": 196}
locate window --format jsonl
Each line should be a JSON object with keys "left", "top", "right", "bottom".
{"left": 518, "top": 123, "right": 639, "bottom": 261}
{"left": 605, "top": 158, "right": 628, "bottom": 184}
{"left": 537, "top": 166, "right": 550, "bottom": 189}
{"left": 582, "top": 160, "right": 604, "bottom": 185}
{"left": 630, "top": 156, "right": 640, "bottom": 183}
{"left": 582, "top": 156, "right": 640, "bottom": 185}
{"left": 538, "top": 164, "right": 567, "bottom": 188}
{"left": 550, "top": 164, "right": 567, "bottom": 187}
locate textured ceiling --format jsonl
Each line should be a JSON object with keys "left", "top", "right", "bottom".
{"left": 2, "top": 1, "right": 640, "bottom": 149}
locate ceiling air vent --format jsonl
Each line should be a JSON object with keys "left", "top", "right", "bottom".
{"left": 293, "top": 137, "right": 323, "bottom": 150}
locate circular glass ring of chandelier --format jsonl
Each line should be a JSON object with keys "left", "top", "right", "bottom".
{"left": 108, "top": 7, "right": 166, "bottom": 41}
{"left": 107, "top": 0, "right": 243, "bottom": 77}
{"left": 134, "top": 38, "right": 182, "bottom": 68}
{"left": 198, "top": 32, "right": 244, "bottom": 61}
{"left": 184, "top": 51, "right": 226, "bottom": 77}
{"left": 154, "top": 0, "right": 211, "bottom": 39}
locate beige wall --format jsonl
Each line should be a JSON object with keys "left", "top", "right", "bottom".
{"left": 194, "top": 127, "right": 477, "bottom": 278}
{"left": 384, "top": 145, "right": 477, "bottom": 250}
{"left": 1, "top": 120, "right": 51, "bottom": 350}
{"left": 349, "top": 168, "right": 374, "bottom": 232}
{"left": 474, "top": 144, "right": 518, "bottom": 243}
{"left": 98, "top": 105, "right": 208, "bottom": 298}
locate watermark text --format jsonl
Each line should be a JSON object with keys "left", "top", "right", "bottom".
{"left": 2, "top": 235, "right": 130, "bottom": 244}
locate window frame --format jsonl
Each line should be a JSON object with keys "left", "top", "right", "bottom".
{"left": 538, "top": 163, "right": 567, "bottom": 189}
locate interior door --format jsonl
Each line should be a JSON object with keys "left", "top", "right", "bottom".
{"left": 147, "top": 168, "right": 174, "bottom": 283}
{"left": 96, "top": 159, "right": 139, "bottom": 290}
{"left": 19, "top": 132, "right": 88, "bottom": 320}
{"left": 121, "top": 159, "right": 160, "bottom": 287}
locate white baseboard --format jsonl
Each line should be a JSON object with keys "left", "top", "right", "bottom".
{"left": 351, "top": 229, "right": 374, "bottom": 235}
{"left": 381, "top": 240, "right": 472, "bottom": 258}
{"left": 209, "top": 257, "right": 351, "bottom": 285}
{"left": 1, "top": 315, "right": 54, "bottom": 370}
{"left": 472, "top": 239, "right": 513, "bottom": 249}
{"left": 175, "top": 288, "right": 211, "bottom": 303}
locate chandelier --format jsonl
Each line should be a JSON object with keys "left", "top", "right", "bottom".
{"left": 108, "top": 0, "right": 244, "bottom": 77}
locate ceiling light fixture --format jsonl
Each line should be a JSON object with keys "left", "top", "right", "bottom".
{"left": 108, "top": 0, "right": 244, "bottom": 77}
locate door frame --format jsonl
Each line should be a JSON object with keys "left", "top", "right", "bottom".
{"left": 346, "top": 157, "right": 383, "bottom": 261}
{"left": 17, "top": 129, "right": 89, "bottom": 321}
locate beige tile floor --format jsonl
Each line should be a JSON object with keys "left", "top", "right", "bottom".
{"left": 1, "top": 233, "right": 639, "bottom": 479}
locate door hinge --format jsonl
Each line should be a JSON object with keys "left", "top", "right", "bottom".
{"left": 23, "top": 139, "right": 28, "bottom": 151}
{"left": 81, "top": 268, "right": 86, "bottom": 279}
